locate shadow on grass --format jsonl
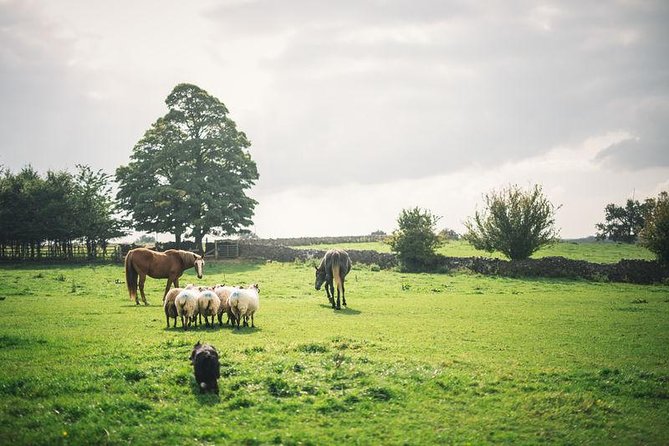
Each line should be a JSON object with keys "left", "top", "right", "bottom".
{"left": 318, "top": 304, "right": 361, "bottom": 315}
{"left": 163, "top": 323, "right": 232, "bottom": 332}
{"left": 230, "top": 326, "right": 263, "bottom": 335}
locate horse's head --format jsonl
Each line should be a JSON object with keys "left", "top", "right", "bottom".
{"left": 194, "top": 256, "right": 205, "bottom": 279}
{"left": 314, "top": 266, "right": 326, "bottom": 290}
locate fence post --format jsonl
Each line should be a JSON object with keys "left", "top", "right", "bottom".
{"left": 214, "top": 240, "right": 219, "bottom": 260}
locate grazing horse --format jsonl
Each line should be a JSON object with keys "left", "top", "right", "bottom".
{"left": 315, "top": 249, "right": 352, "bottom": 310}
{"left": 125, "top": 248, "right": 204, "bottom": 305}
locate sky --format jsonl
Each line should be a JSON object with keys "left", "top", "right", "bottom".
{"left": 1, "top": 0, "right": 668, "bottom": 240}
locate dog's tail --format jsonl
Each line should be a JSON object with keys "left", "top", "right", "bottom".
{"left": 125, "top": 251, "right": 138, "bottom": 301}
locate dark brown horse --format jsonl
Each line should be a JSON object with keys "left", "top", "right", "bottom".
{"left": 315, "top": 249, "right": 352, "bottom": 310}
{"left": 125, "top": 248, "right": 204, "bottom": 305}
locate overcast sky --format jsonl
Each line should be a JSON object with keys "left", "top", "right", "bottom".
{"left": 1, "top": 0, "right": 668, "bottom": 239}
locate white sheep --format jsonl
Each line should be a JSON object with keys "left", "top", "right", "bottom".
{"left": 228, "top": 284, "right": 260, "bottom": 329}
{"left": 214, "top": 285, "right": 239, "bottom": 326}
{"left": 175, "top": 289, "right": 199, "bottom": 330}
{"left": 197, "top": 288, "right": 221, "bottom": 327}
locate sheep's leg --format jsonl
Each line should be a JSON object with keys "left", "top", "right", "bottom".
{"left": 251, "top": 314, "right": 255, "bottom": 328}
{"left": 138, "top": 274, "right": 148, "bottom": 305}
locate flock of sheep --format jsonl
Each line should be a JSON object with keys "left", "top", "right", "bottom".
{"left": 163, "top": 283, "right": 260, "bottom": 330}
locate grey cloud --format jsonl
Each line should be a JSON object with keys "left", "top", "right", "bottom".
{"left": 226, "top": 0, "right": 669, "bottom": 190}
{"left": 596, "top": 99, "right": 669, "bottom": 169}
{"left": 0, "top": 1, "right": 149, "bottom": 175}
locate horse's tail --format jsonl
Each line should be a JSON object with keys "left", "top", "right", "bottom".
{"left": 125, "top": 251, "right": 138, "bottom": 301}
{"left": 331, "top": 254, "right": 343, "bottom": 293}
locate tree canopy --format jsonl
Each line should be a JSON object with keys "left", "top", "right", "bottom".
{"left": 388, "top": 207, "right": 442, "bottom": 271}
{"left": 595, "top": 198, "right": 655, "bottom": 243}
{"left": 0, "top": 165, "right": 123, "bottom": 259}
{"left": 640, "top": 191, "right": 669, "bottom": 263}
{"left": 116, "top": 84, "right": 259, "bottom": 249}
{"left": 463, "top": 184, "right": 560, "bottom": 260}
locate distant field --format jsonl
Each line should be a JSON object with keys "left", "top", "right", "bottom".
{"left": 1, "top": 261, "right": 668, "bottom": 445}
{"left": 294, "top": 239, "right": 656, "bottom": 263}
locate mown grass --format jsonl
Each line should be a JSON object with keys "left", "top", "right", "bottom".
{"left": 0, "top": 261, "right": 668, "bottom": 445}
{"left": 294, "top": 239, "right": 656, "bottom": 263}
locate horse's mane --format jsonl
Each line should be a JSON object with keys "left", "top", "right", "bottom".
{"left": 177, "top": 250, "right": 196, "bottom": 268}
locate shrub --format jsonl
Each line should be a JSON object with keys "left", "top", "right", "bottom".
{"left": 387, "top": 207, "right": 441, "bottom": 271}
{"left": 463, "top": 184, "right": 560, "bottom": 260}
{"left": 640, "top": 191, "right": 669, "bottom": 264}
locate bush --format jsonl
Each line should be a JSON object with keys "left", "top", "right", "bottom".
{"left": 640, "top": 191, "right": 669, "bottom": 264}
{"left": 388, "top": 207, "right": 441, "bottom": 271}
{"left": 463, "top": 184, "right": 560, "bottom": 260}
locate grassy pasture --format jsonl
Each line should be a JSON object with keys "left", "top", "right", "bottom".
{"left": 0, "top": 260, "right": 668, "bottom": 445}
{"left": 294, "top": 239, "right": 656, "bottom": 263}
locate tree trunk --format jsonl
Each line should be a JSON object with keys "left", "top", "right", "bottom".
{"left": 194, "top": 233, "right": 204, "bottom": 255}
{"left": 175, "top": 233, "right": 182, "bottom": 249}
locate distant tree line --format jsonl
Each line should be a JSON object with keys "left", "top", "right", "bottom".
{"left": 0, "top": 165, "right": 124, "bottom": 260}
{"left": 390, "top": 185, "right": 669, "bottom": 271}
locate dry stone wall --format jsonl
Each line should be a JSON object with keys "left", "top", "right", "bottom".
{"left": 238, "top": 243, "right": 669, "bottom": 285}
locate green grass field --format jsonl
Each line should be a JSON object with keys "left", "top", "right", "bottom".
{"left": 1, "top": 260, "right": 668, "bottom": 445}
{"left": 294, "top": 239, "right": 656, "bottom": 263}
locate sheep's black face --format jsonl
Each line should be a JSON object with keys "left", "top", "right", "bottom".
{"left": 315, "top": 267, "right": 326, "bottom": 290}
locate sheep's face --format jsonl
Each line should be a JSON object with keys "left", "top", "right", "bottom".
{"left": 315, "top": 267, "right": 326, "bottom": 291}
{"left": 194, "top": 257, "right": 204, "bottom": 279}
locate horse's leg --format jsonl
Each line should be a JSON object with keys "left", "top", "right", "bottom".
{"left": 328, "top": 280, "right": 337, "bottom": 309}
{"left": 325, "top": 280, "right": 334, "bottom": 307}
{"left": 341, "top": 280, "right": 347, "bottom": 307}
{"left": 163, "top": 279, "right": 173, "bottom": 303}
{"left": 138, "top": 274, "right": 147, "bottom": 305}
{"left": 336, "top": 282, "right": 341, "bottom": 310}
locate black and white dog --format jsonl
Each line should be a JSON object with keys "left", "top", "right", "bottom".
{"left": 190, "top": 342, "right": 220, "bottom": 393}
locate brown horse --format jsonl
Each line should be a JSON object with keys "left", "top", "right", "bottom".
{"left": 125, "top": 248, "right": 204, "bottom": 305}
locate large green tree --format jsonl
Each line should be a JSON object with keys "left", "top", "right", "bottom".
{"left": 464, "top": 184, "right": 560, "bottom": 260}
{"left": 116, "top": 84, "right": 259, "bottom": 249}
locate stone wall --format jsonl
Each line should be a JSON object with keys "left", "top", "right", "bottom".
{"left": 237, "top": 243, "right": 397, "bottom": 269}
{"left": 428, "top": 255, "right": 668, "bottom": 285}
{"left": 237, "top": 243, "right": 669, "bottom": 285}
{"left": 244, "top": 235, "right": 386, "bottom": 246}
